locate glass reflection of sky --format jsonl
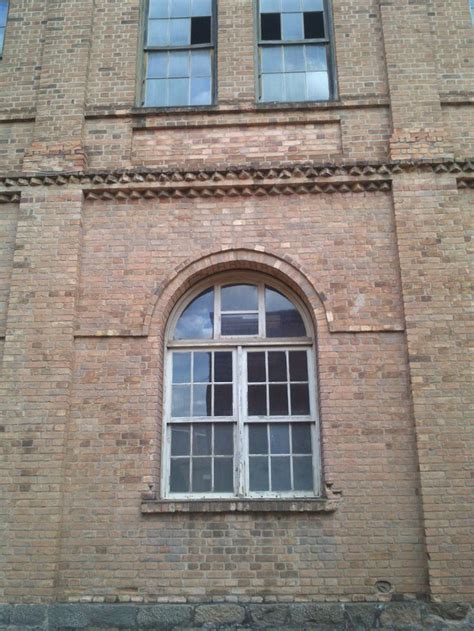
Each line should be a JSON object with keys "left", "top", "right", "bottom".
{"left": 265, "top": 287, "right": 306, "bottom": 337}
{"left": 174, "top": 288, "right": 214, "bottom": 340}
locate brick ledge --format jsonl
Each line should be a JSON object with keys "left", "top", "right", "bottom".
{"left": 141, "top": 498, "right": 340, "bottom": 514}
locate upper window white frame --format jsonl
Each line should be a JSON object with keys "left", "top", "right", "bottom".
{"left": 162, "top": 273, "right": 321, "bottom": 500}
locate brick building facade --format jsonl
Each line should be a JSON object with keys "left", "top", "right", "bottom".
{"left": 0, "top": 1, "right": 473, "bottom": 629}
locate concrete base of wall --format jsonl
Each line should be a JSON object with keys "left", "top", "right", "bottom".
{"left": 0, "top": 601, "right": 472, "bottom": 630}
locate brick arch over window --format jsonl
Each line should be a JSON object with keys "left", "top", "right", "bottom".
{"left": 145, "top": 248, "right": 331, "bottom": 340}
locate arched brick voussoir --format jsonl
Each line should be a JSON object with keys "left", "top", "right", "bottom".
{"left": 144, "top": 247, "right": 332, "bottom": 338}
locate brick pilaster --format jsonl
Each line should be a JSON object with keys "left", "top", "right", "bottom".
{"left": 0, "top": 189, "right": 83, "bottom": 602}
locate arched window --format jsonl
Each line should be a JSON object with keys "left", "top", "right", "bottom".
{"left": 163, "top": 273, "right": 320, "bottom": 499}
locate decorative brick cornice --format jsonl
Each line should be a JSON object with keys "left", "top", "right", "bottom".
{"left": 0, "top": 160, "right": 473, "bottom": 200}
{"left": 0, "top": 192, "right": 20, "bottom": 204}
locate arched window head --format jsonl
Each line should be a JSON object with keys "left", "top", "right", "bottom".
{"left": 163, "top": 273, "right": 320, "bottom": 500}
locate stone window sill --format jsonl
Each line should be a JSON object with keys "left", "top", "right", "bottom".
{"left": 140, "top": 497, "right": 340, "bottom": 514}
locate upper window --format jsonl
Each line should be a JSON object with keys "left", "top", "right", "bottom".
{"left": 142, "top": 0, "right": 215, "bottom": 107}
{"left": 0, "top": 1, "right": 8, "bottom": 56}
{"left": 163, "top": 275, "right": 321, "bottom": 500}
{"left": 257, "top": 0, "right": 334, "bottom": 103}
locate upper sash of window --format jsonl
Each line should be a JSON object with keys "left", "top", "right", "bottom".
{"left": 172, "top": 282, "right": 309, "bottom": 341}
{"left": 0, "top": 1, "right": 9, "bottom": 56}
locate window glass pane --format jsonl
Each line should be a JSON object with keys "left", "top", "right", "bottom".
{"left": 145, "top": 79, "right": 167, "bottom": 106}
{"left": 249, "top": 457, "right": 269, "bottom": 491}
{"left": 214, "top": 384, "right": 233, "bottom": 416}
{"left": 173, "top": 352, "right": 191, "bottom": 383}
{"left": 270, "top": 423, "right": 290, "bottom": 454}
{"left": 149, "top": 0, "right": 169, "bottom": 19}
{"left": 190, "top": 77, "right": 211, "bottom": 105}
{"left": 214, "top": 352, "right": 233, "bottom": 382}
{"left": 148, "top": 19, "right": 169, "bottom": 46}
{"left": 214, "top": 458, "right": 234, "bottom": 492}
{"left": 221, "top": 313, "right": 258, "bottom": 336}
{"left": 247, "top": 352, "right": 266, "bottom": 383}
{"left": 265, "top": 287, "right": 306, "bottom": 337}
{"left": 0, "top": 27, "right": 3, "bottom": 52}
{"left": 285, "top": 72, "right": 306, "bottom": 100}
{"left": 221, "top": 284, "right": 258, "bottom": 311}
{"left": 168, "top": 77, "right": 189, "bottom": 105}
{"left": 268, "top": 351, "right": 287, "bottom": 382}
{"left": 147, "top": 52, "right": 168, "bottom": 78}
{"left": 170, "top": 0, "right": 190, "bottom": 18}
{"left": 191, "top": 49, "right": 211, "bottom": 76}
{"left": 289, "top": 351, "right": 308, "bottom": 381}
{"left": 191, "top": 0, "right": 212, "bottom": 16}
{"left": 248, "top": 385, "right": 267, "bottom": 416}
{"left": 284, "top": 45, "right": 305, "bottom": 72}
{"left": 169, "top": 50, "right": 190, "bottom": 77}
{"left": 192, "top": 384, "right": 212, "bottom": 416}
{"left": 290, "top": 383, "right": 310, "bottom": 415}
{"left": 303, "top": 0, "right": 323, "bottom": 10}
{"left": 191, "top": 15, "right": 211, "bottom": 44}
{"left": 170, "top": 458, "right": 190, "bottom": 492}
{"left": 261, "top": 13, "right": 281, "bottom": 40}
{"left": 194, "top": 352, "right": 212, "bottom": 382}
{"left": 261, "top": 73, "right": 284, "bottom": 101}
{"left": 174, "top": 288, "right": 214, "bottom": 340}
{"left": 292, "top": 424, "right": 312, "bottom": 454}
{"left": 260, "top": 0, "right": 281, "bottom": 12}
{"left": 171, "top": 424, "right": 191, "bottom": 456}
{"left": 172, "top": 384, "right": 191, "bottom": 417}
{"left": 193, "top": 423, "right": 212, "bottom": 454}
{"left": 293, "top": 456, "right": 313, "bottom": 490}
{"left": 192, "top": 457, "right": 212, "bottom": 491}
{"left": 282, "top": 0, "right": 301, "bottom": 12}
{"left": 269, "top": 384, "right": 289, "bottom": 415}
{"left": 249, "top": 425, "right": 268, "bottom": 454}
{"left": 170, "top": 18, "right": 190, "bottom": 44}
{"left": 215, "top": 425, "right": 233, "bottom": 455}
{"left": 304, "top": 11, "right": 325, "bottom": 39}
{"left": 281, "top": 12, "right": 303, "bottom": 40}
{"left": 271, "top": 456, "right": 291, "bottom": 491}
{"left": 261, "top": 46, "right": 283, "bottom": 73}
{"left": 307, "top": 71, "right": 329, "bottom": 100}
{"left": 305, "top": 45, "right": 327, "bottom": 71}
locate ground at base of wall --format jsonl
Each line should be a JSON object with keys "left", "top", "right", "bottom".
{"left": 0, "top": 601, "right": 473, "bottom": 630}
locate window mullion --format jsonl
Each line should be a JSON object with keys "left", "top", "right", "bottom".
{"left": 236, "top": 346, "right": 246, "bottom": 497}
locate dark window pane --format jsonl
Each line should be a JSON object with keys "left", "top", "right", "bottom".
{"left": 270, "top": 423, "right": 290, "bottom": 454}
{"left": 221, "top": 313, "right": 258, "bottom": 336}
{"left": 214, "top": 384, "right": 233, "bottom": 416}
{"left": 247, "top": 352, "right": 266, "bottom": 383}
{"left": 214, "top": 458, "right": 234, "bottom": 492}
{"left": 192, "top": 457, "right": 212, "bottom": 492}
{"left": 194, "top": 352, "right": 212, "bottom": 382}
{"left": 193, "top": 423, "right": 212, "bottom": 455}
{"left": 268, "top": 351, "right": 287, "bottom": 382}
{"left": 214, "top": 352, "right": 232, "bottom": 382}
{"left": 261, "top": 13, "right": 281, "bottom": 40}
{"left": 170, "top": 458, "right": 190, "bottom": 492}
{"left": 215, "top": 424, "right": 233, "bottom": 455}
{"left": 174, "top": 288, "right": 214, "bottom": 340}
{"left": 269, "top": 384, "right": 289, "bottom": 415}
{"left": 173, "top": 352, "right": 191, "bottom": 383}
{"left": 172, "top": 384, "right": 191, "bottom": 417}
{"left": 221, "top": 284, "right": 258, "bottom": 311}
{"left": 171, "top": 424, "right": 191, "bottom": 456}
{"left": 289, "top": 351, "right": 308, "bottom": 381}
{"left": 271, "top": 456, "right": 291, "bottom": 491}
{"left": 293, "top": 456, "right": 313, "bottom": 490}
{"left": 191, "top": 16, "right": 211, "bottom": 44}
{"left": 249, "top": 457, "right": 269, "bottom": 491}
{"left": 304, "top": 11, "right": 325, "bottom": 38}
{"left": 149, "top": 0, "right": 169, "bottom": 19}
{"left": 249, "top": 425, "right": 268, "bottom": 454}
{"left": 248, "top": 385, "right": 267, "bottom": 416}
{"left": 292, "top": 423, "right": 312, "bottom": 453}
{"left": 265, "top": 287, "right": 306, "bottom": 337}
{"left": 290, "top": 384, "right": 310, "bottom": 415}
{"left": 192, "top": 384, "right": 212, "bottom": 416}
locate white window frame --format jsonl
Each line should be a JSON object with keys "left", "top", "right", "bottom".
{"left": 162, "top": 273, "right": 321, "bottom": 500}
